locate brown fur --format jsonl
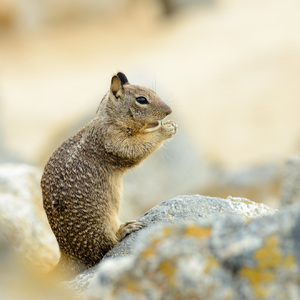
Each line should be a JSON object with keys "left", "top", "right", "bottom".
{"left": 41, "top": 73, "right": 178, "bottom": 278}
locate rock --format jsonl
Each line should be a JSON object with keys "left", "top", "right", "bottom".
{"left": 3, "top": 0, "right": 132, "bottom": 31}
{"left": 70, "top": 195, "right": 278, "bottom": 294}
{"left": 280, "top": 155, "right": 300, "bottom": 206}
{"left": 0, "top": 164, "right": 67, "bottom": 299}
{"left": 85, "top": 208, "right": 300, "bottom": 300}
{"left": 80, "top": 196, "right": 300, "bottom": 300}
{"left": 106, "top": 195, "right": 276, "bottom": 260}
{"left": 0, "top": 164, "right": 59, "bottom": 272}
{"left": 160, "top": 0, "right": 216, "bottom": 16}
{"left": 203, "top": 163, "right": 282, "bottom": 208}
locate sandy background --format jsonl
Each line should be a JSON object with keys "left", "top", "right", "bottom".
{"left": 0, "top": 0, "right": 300, "bottom": 171}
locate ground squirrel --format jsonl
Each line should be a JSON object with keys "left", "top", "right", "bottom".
{"left": 41, "top": 72, "right": 178, "bottom": 278}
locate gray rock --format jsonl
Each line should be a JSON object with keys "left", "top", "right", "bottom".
{"left": 0, "top": 164, "right": 59, "bottom": 271}
{"left": 81, "top": 197, "right": 300, "bottom": 300}
{"left": 160, "top": 0, "right": 216, "bottom": 16}
{"left": 0, "top": 164, "right": 71, "bottom": 300}
{"left": 281, "top": 155, "right": 300, "bottom": 206}
{"left": 106, "top": 195, "right": 275, "bottom": 260}
{"left": 204, "top": 163, "right": 282, "bottom": 207}
{"left": 71, "top": 195, "right": 277, "bottom": 294}
{"left": 5, "top": 0, "right": 133, "bottom": 31}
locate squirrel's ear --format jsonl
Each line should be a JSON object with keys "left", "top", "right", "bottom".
{"left": 110, "top": 72, "right": 129, "bottom": 99}
{"left": 117, "top": 72, "right": 129, "bottom": 85}
{"left": 111, "top": 75, "right": 124, "bottom": 99}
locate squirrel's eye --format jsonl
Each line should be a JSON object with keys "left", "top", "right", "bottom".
{"left": 136, "top": 96, "right": 149, "bottom": 105}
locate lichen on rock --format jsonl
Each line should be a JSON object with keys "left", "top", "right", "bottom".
{"left": 72, "top": 195, "right": 300, "bottom": 300}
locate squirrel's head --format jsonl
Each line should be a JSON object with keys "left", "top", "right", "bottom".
{"left": 99, "top": 72, "right": 172, "bottom": 133}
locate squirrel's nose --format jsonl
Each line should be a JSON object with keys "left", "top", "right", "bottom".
{"left": 164, "top": 105, "right": 172, "bottom": 116}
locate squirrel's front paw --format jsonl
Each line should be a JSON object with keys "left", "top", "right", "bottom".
{"left": 161, "top": 120, "right": 179, "bottom": 138}
{"left": 116, "top": 220, "right": 146, "bottom": 240}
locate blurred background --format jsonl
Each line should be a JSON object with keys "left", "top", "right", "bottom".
{"left": 1, "top": 0, "right": 300, "bottom": 219}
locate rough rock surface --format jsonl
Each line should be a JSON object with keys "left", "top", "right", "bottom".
{"left": 281, "top": 154, "right": 300, "bottom": 206}
{"left": 71, "top": 195, "right": 283, "bottom": 297}
{"left": 85, "top": 208, "right": 300, "bottom": 300}
{"left": 82, "top": 199, "right": 299, "bottom": 300}
{"left": 106, "top": 195, "right": 275, "bottom": 260}
{"left": 0, "top": 164, "right": 59, "bottom": 271}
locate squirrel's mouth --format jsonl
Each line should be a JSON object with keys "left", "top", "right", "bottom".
{"left": 144, "top": 120, "right": 162, "bottom": 133}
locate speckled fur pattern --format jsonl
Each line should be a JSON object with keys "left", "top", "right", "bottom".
{"left": 41, "top": 73, "right": 178, "bottom": 278}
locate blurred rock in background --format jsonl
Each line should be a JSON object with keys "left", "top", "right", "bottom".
{"left": 0, "top": 0, "right": 215, "bottom": 31}
{"left": 0, "top": 99, "right": 22, "bottom": 163}
{"left": 0, "top": 0, "right": 128, "bottom": 31}
{"left": 0, "top": 101, "right": 5, "bottom": 162}
{"left": 0, "top": 164, "right": 59, "bottom": 271}
{"left": 160, "top": 0, "right": 215, "bottom": 16}
{"left": 203, "top": 163, "right": 283, "bottom": 209}
{"left": 280, "top": 154, "right": 300, "bottom": 207}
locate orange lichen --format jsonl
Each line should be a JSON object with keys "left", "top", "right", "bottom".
{"left": 282, "top": 254, "right": 296, "bottom": 268}
{"left": 118, "top": 277, "right": 144, "bottom": 294}
{"left": 162, "top": 227, "right": 173, "bottom": 237}
{"left": 203, "top": 256, "right": 220, "bottom": 274}
{"left": 184, "top": 225, "right": 212, "bottom": 239}
{"left": 143, "top": 226, "right": 174, "bottom": 251}
{"left": 141, "top": 247, "right": 156, "bottom": 259}
{"left": 240, "top": 267, "right": 274, "bottom": 299}
{"left": 254, "top": 236, "right": 281, "bottom": 269}
{"left": 240, "top": 267, "right": 275, "bottom": 285}
{"left": 159, "top": 260, "right": 177, "bottom": 286}
{"left": 167, "top": 214, "right": 174, "bottom": 219}
{"left": 240, "top": 235, "right": 297, "bottom": 299}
